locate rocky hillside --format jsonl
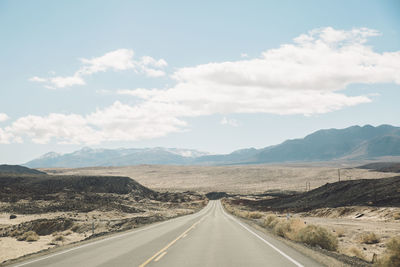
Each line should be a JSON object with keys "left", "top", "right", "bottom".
{"left": 0, "top": 164, "right": 45, "bottom": 175}
{"left": 0, "top": 174, "right": 203, "bottom": 213}
{"left": 232, "top": 176, "right": 400, "bottom": 212}
{"left": 359, "top": 162, "right": 400, "bottom": 173}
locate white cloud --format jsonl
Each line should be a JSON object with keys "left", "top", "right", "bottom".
{"left": 78, "top": 49, "right": 135, "bottom": 75}
{"left": 0, "top": 113, "right": 9, "bottom": 122}
{"left": 29, "top": 76, "right": 47, "bottom": 83}
{"left": 29, "top": 49, "right": 167, "bottom": 88}
{"left": 240, "top": 53, "right": 248, "bottom": 58}
{"left": 127, "top": 27, "right": 397, "bottom": 117}
{"left": 139, "top": 56, "right": 168, "bottom": 68}
{"left": 0, "top": 128, "right": 13, "bottom": 144}
{"left": 117, "top": 88, "right": 162, "bottom": 99}
{"left": 221, "top": 117, "right": 239, "bottom": 127}
{"left": 142, "top": 68, "right": 166, "bottom": 77}
{"left": 136, "top": 56, "right": 167, "bottom": 77}
{"left": 1, "top": 101, "right": 186, "bottom": 145}
{"left": 49, "top": 74, "right": 86, "bottom": 88}
{"left": 5, "top": 27, "right": 400, "bottom": 145}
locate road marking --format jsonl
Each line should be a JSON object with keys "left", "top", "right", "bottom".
{"left": 219, "top": 201, "right": 304, "bottom": 267}
{"left": 154, "top": 252, "right": 167, "bottom": 262}
{"left": 11, "top": 202, "right": 213, "bottom": 267}
{"left": 138, "top": 216, "right": 205, "bottom": 267}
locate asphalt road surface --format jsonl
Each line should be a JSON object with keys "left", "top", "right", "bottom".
{"left": 11, "top": 201, "right": 323, "bottom": 267}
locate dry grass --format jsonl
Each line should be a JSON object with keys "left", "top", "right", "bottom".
{"left": 263, "top": 215, "right": 279, "bottom": 228}
{"left": 360, "top": 232, "right": 380, "bottom": 244}
{"left": 247, "top": 211, "right": 263, "bottom": 219}
{"left": 376, "top": 236, "right": 400, "bottom": 266}
{"left": 273, "top": 220, "right": 291, "bottom": 237}
{"left": 224, "top": 203, "right": 338, "bottom": 251}
{"left": 393, "top": 212, "right": 400, "bottom": 220}
{"left": 52, "top": 235, "right": 65, "bottom": 242}
{"left": 346, "top": 246, "right": 366, "bottom": 260}
{"left": 335, "top": 228, "right": 345, "bottom": 238}
{"left": 10, "top": 229, "right": 23, "bottom": 237}
{"left": 71, "top": 224, "right": 80, "bottom": 232}
{"left": 64, "top": 231, "right": 72, "bottom": 236}
{"left": 44, "top": 165, "right": 397, "bottom": 194}
{"left": 17, "top": 231, "right": 39, "bottom": 242}
{"left": 296, "top": 225, "right": 338, "bottom": 251}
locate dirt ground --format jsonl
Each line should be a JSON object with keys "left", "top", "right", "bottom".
{"left": 41, "top": 165, "right": 397, "bottom": 194}
{"left": 299, "top": 206, "right": 400, "bottom": 262}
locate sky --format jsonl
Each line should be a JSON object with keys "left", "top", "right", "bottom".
{"left": 1, "top": 0, "right": 400, "bottom": 164}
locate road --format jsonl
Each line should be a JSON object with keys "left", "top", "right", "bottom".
{"left": 11, "top": 201, "right": 323, "bottom": 267}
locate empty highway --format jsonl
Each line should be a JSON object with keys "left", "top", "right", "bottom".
{"left": 11, "top": 201, "right": 323, "bottom": 267}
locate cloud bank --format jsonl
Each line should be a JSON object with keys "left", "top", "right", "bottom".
{"left": 2, "top": 27, "right": 400, "bottom": 145}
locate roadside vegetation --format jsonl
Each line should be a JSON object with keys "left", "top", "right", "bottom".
{"left": 222, "top": 202, "right": 338, "bottom": 251}
{"left": 223, "top": 200, "right": 400, "bottom": 265}
{"left": 15, "top": 231, "right": 39, "bottom": 242}
{"left": 377, "top": 236, "right": 400, "bottom": 267}
{"left": 360, "top": 232, "right": 380, "bottom": 244}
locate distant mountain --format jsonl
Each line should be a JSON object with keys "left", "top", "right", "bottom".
{"left": 25, "top": 147, "right": 210, "bottom": 168}
{"left": 0, "top": 164, "right": 46, "bottom": 175}
{"left": 24, "top": 125, "right": 400, "bottom": 168}
{"left": 249, "top": 124, "right": 400, "bottom": 164}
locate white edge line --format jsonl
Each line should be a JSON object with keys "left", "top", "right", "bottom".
{"left": 12, "top": 201, "right": 214, "bottom": 267}
{"left": 219, "top": 201, "right": 304, "bottom": 267}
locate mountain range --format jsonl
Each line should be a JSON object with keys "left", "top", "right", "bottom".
{"left": 24, "top": 124, "right": 400, "bottom": 168}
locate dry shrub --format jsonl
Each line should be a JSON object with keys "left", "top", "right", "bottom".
{"left": 17, "top": 231, "right": 39, "bottom": 242}
{"left": 335, "top": 228, "right": 345, "bottom": 238}
{"left": 247, "top": 211, "right": 263, "bottom": 219}
{"left": 71, "top": 224, "right": 80, "bottom": 232}
{"left": 237, "top": 210, "right": 249, "bottom": 218}
{"left": 296, "top": 225, "right": 338, "bottom": 251}
{"left": 289, "top": 219, "right": 306, "bottom": 232}
{"left": 10, "top": 229, "right": 23, "bottom": 237}
{"left": 274, "top": 220, "right": 291, "bottom": 237}
{"left": 53, "top": 235, "right": 65, "bottom": 242}
{"left": 377, "top": 236, "right": 400, "bottom": 267}
{"left": 393, "top": 212, "right": 400, "bottom": 220}
{"left": 263, "top": 215, "right": 278, "bottom": 228}
{"left": 346, "top": 246, "right": 366, "bottom": 260}
{"left": 273, "top": 218, "right": 306, "bottom": 240}
{"left": 360, "top": 232, "right": 380, "bottom": 244}
{"left": 65, "top": 231, "right": 72, "bottom": 236}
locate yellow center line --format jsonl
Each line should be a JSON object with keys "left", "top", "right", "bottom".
{"left": 153, "top": 252, "right": 167, "bottom": 262}
{"left": 138, "top": 216, "right": 205, "bottom": 267}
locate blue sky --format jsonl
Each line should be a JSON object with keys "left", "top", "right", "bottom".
{"left": 1, "top": 0, "right": 400, "bottom": 164}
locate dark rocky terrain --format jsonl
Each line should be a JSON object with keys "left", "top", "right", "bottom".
{"left": 359, "top": 162, "right": 400, "bottom": 173}
{"left": 0, "top": 165, "right": 45, "bottom": 175}
{"left": 230, "top": 176, "right": 400, "bottom": 212}
{"left": 0, "top": 173, "right": 204, "bottom": 214}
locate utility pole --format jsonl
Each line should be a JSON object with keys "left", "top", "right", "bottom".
{"left": 338, "top": 168, "right": 341, "bottom": 182}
